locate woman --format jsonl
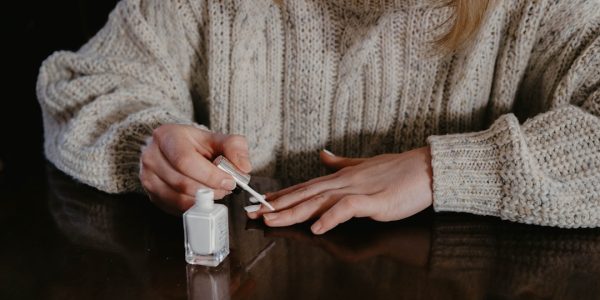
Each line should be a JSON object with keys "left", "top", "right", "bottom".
{"left": 37, "top": 0, "right": 600, "bottom": 234}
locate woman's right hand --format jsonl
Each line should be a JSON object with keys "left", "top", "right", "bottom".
{"left": 139, "top": 124, "right": 252, "bottom": 215}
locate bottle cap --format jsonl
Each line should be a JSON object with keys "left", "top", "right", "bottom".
{"left": 213, "top": 156, "right": 251, "bottom": 185}
{"left": 195, "top": 188, "right": 215, "bottom": 210}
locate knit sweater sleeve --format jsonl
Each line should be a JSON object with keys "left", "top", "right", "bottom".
{"left": 426, "top": 3, "right": 600, "bottom": 227}
{"left": 36, "top": 0, "right": 208, "bottom": 193}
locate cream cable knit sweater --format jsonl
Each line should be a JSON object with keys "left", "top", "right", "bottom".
{"left": 37, "top": 0, "right": 600, "bottom": 227}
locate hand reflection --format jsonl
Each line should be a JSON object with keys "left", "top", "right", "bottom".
{"left": 46, "top": 164, "right": 187, "bottom": 299}
{"left": 246, "top": 211, "right": 600, "bottom": 299}
{"left": 249, "top": 211, "right": 433, "bottom": 268}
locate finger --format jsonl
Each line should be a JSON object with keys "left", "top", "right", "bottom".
{"left": 142, "top": 171, "right": 195, "bottom": 215}
{"left": 143, "top": 142, "right": 231, "bottom": 199}
{"left": 251, "top": 176, "right": 345, "bottom": 217}
{"left": 159, "top": 139, "right": 236, "bottom": 191}
{"left": 320, "top": 149, "right": 366, "bottom": 171}
{"left": 217, "top": 134, "right": 252, "bottom": 173}
{"left": 265, "top": 172, "right": 339, "bottom": 201}
{"left": 261, "top": 192, "right": 343, "bottom": 227}
{"left": 311, "top": 195, "right": 373, "bottom": 235}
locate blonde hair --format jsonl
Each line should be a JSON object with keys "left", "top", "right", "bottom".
{"left": 272, "top": 0, "right": 493, "bottom": 53}
{"left": 437, "top": 0, "right": 493, "bottom": 52}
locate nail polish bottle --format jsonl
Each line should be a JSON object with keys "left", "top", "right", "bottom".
{"left": 184, "top": 188, "right": 229, "bottom": 266}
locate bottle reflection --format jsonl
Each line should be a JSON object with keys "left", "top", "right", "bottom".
{"left": 186, "top": 262, "right": 231, "bottom": 300}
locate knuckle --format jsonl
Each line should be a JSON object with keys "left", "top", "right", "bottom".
{"left": 203, "top": 168, "right": 224, "bottom": 188}
{"left": 140, "top": 178, "right": 149, "bottom": 187}
{"left": 321, "top": 211, "right": 336, "bottom": 225}
{"left": 172, "top": 154, "right": 191, "bottom": 172}
{"left": 284, "top": 187, "right": 309, "bottom": 204}
{"left": 140, "top": 147, "right": 153, "bottom": 162}
{"left": 330, "top": 207, "right": 345, "bottom": 220}
{"left": 313, "top": 193, "right": 327, "bottom": 202}
{"left": 140, "top": 178, "right": 153, "bottom": 191}
{"left": 139, "top": 169, "right": 148, "bottom": 180}
{"left": 139, "top": 160, "right": 148, "bottom": 173}
{"left": 152, "top": 125, "right": 168, "bottom": 140}
{"left": 336, "top": 167, "right": 353, "bottom": 180}
{"left": 310, "top": 193, "right": 330, "bottom": 207}
{"left": 298, "top": 186, "right": 311, "bottom": 198}
{"left": 341, "top": 196, "right": 359, "bottom": 211}
{"left": 344, "top": 169, "right": 361, "bottom": 183}
{"left": 175, "top": 195, "right": 190, "bottom": 211}
{"left": 172, "top": 177, "right": 190, "bottom": 193}
{"left": 287, "top": 207, "right": 300, "bottom": 221}
{"left": 140, "top": 155, "right": 153, "bottom": 170}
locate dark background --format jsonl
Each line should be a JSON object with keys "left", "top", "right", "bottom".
{"left": 3, "top": 1, "right": 120, "bottom": 189}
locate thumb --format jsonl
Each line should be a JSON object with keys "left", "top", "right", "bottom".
{"left": 320, "top": 149, "right": 366, "bottom": 171}
{"left": 221, "top": 135, "right": 252, "bottom": 174}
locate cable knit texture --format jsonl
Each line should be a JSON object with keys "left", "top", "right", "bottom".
{"left": 37, "top": 0, "right": 600, "bottom": 227}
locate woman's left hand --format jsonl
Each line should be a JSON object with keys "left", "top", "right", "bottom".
{"left": 247, "top": 147, "right": 434, "bottom": 234}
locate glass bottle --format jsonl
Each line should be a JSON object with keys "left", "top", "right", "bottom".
{"left": 183, "top": 188, "right": 229, "bottom": 266}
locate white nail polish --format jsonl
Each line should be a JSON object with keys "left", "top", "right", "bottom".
{"left": 323, "top": 149, "right": 335, "bottom": 156}
{"left": 183, "top": 189, "right": 229, "bottom": 266}
{"left": 244, "top": 204, "right": 261, "bottom": 213}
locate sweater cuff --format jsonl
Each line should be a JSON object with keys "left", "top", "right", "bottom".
{"left": 426, "top": 114, "right": 521, "bottom": 218}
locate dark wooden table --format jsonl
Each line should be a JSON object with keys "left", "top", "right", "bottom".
{"left": 2, "top": 164, "right": 599, "bottom": 299}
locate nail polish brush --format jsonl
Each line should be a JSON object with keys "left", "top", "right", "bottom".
{"left": 213, "top": 155, "right": 275, "bottom": 211}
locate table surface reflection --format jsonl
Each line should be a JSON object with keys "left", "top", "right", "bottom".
{"left": 2, "top": 165, "right": 600, "bottom": 300}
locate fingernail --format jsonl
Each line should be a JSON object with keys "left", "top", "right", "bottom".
{"left": 221, "top": 178, "right": 236, "bottom": 190}
{"left": 242, "top": 163, "right": 252, "bottom": 173}
{"left": 244, "top": 204, "right": 261, "bottom": 213}
{"left": 311, "top": 221, "right": 322, "bottom": 234}
{"left": 263, "top": 213, "right": 277, "bottom": 221}
{"left": 323, "top": 149, "right": 335, "bottom": 156}
{"left": 238, "top": 154, "right": 252, "bottom": 172}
